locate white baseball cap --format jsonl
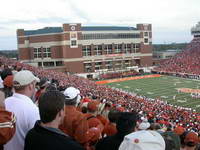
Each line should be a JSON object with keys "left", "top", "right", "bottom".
{"left": 64, "top": 87, "right": 80, "bottom": 99}
{"left": 138, "top": 120, "right": 150, "bottom": 130}
{"left": 13, "top": 70, "right": 40, "bottom": 86}
{"left": 119, "top": 130, "right": 165, "bottom": 150}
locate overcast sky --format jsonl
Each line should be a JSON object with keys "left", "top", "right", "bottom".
{"left": 0, "top": 0, "right": 200, "bottom": 50}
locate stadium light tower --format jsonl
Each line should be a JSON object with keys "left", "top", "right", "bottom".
{"left": 191, "top": 22, "right": 200, "bottom": 38}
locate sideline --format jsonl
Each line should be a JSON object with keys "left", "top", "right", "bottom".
{"left": 95, "top": 74, "right": 162, "bottom": 84}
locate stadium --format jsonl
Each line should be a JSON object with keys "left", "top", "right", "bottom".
{"left": 17, "top": 23, "right": 152, "bottom": 77}
{"left": 1, "top": 22, "right": 200, "bottom": 149}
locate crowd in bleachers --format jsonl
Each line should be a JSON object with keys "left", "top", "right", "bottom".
{"left": 154, "top": 37, "right": 200, "bottom": 77}
{"left": 99, "top": 70, "right": 140, "bottom": 80}
{"left": 0, "top": 55, "right": 200, "bottom": 150}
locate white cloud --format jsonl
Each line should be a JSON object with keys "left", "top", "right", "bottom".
{"left": 0, "top": 0, "right": 200, "bottom": 49}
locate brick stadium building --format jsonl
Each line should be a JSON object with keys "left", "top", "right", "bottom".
{"left": 17, "top": 23, "right": 152, "bottom": 74}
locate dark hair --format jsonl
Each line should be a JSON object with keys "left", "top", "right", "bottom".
{"left": 108, "top": 110, "right": 120, "bottom": 123}
{"left": 39, "top": 90, "right": 65, "bottom": 123}
{"left": 38, "top": 78, "right": 49, "bottom": 89}
{"left": 46, "top": 84, "right": 57, "bottom": 91}
{"left": 180, "top": 131, "right": 189, "bottom": 147}
{"left": 1, "top": 69, "right": 12, "bottom": 80}
{"left": 81, "top": 106, "right": 88, "bottom": 113}
{"left": 149, "top": 123, "right": 161, "bottom": 130}
{"left": 116, "top": 112, "right": 138, "bottom": 133}
{"left": 161, "top": 131, "right": 181, "bottom": 150}
{"left": 105, "top": 102, "right": 112, "bottom": 108}
{"left": 3, "top": 87, "right": 13, "bottom": 98}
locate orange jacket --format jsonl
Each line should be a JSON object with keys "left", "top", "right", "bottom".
{"left": 85, "top": 113, "right": 104, "bottom": 133}
{"left": 96, "top": 114, "right": 109, "bottom": 126}
{"left": 102, "top": 122, "right": 117, "bottom": 137}
{"left": 0, "top": 107, "right": 16, "bottom": 145}
{"left": 59, "top": 106, "right": 89, "bottom": 144}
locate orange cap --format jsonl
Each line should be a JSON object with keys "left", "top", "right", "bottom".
{"left": 185, "top": 132, "right": 199, "bottom": 144}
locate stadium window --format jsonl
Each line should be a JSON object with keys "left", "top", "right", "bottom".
{"left": 82, "top": 33, "right": 140, "bottom": 40}
{"left": 135, "top": 44, "right": 140, "bottom": 53}
{"left": 124, "top": 60, "right": 131, "bottom": 67}
{"left": 38, "top": 62, "right": 42, "bottom": 67}
{"left": 33, "top": 48, "right": 42, "bottom": 58}
{"left": 95, "top": 62, "right": 103, "bottom": 70}
{"left": 105, "top": 61, "right": 113, "bottom": 69}
{"left": 94, "top": 45, "right": 103, "bottom": 55}
{"left": 132, "top": 44, "right": 140, "bottom": 53}
{"left": 124, "top": 44, "right": 131, "bottom": 53}
{"left": 71, "top": 40, "right": 77, "bottom": 46}
{"left": 105, "top": 44, "right": 112, "bottom": 54}
{"left": 43, "top": 48, "right": 47, "bottom": 58}
{"left": 82, "top": 45, "right": 91, "bottom": 56}
{"left": 115, "top": 60, "right": 122, "bottom": 70}
{"left": 56, "top": 61, "right": 63, "bottom": 66}
{"left": 43, "top": 62, "right": 54, "bottom": 67}
{"left": 144, "top": 38, "right": 149, "bottom": 43}
{"left": 115, "top": 44, "right": 122, "bottom": 53}
{"left": 43, "top": 47, "right": 51, "bottom": 58}
{"left": 144, "top": 32, "right": 148, "bottom": 36}
{"left": 84, "top": 63, "right": 92, "bottom": 72}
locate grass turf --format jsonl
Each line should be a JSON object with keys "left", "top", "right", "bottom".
{"left": 106, "top": 75, "right": 200, "bottom": 112}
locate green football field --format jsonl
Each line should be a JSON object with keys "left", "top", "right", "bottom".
{"left": 106, "top": 75, "right": 200, "bottom": 112}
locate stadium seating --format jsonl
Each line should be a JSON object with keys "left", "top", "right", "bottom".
{"left": 99, "top": 70, "right": 140, "bottom": 80}
{"left": 0, "top": 55, "right": 200, "bottom": 132}
{"left": 154, "top": 38, "right": 200, "bottom": 76}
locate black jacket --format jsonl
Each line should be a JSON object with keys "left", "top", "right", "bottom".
{"left": 24, "top": 121, "right": 84, "bottom": 150}
{"left": 96, "top": 132, "right": 127, "bottom": 150}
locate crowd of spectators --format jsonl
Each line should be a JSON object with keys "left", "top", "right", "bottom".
{"left": 0, "top": 53, "right": 200, "bottom": 150}
{"left": 154, "top": 37, "right": 200, "bottom": 77}
{"left": 99, "top": 70, "right": 140, "bottom": 80}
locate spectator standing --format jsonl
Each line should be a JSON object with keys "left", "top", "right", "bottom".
{"left": 24, "top": 90, "right": 84, "bottom": 150}
{"left": 102, "top": 110, "right": 119, "bottom": 137}
{"left": 59, "top": 87, "right": 89, "bottom": 145}
{"left": 4, "top": 70, "right": 40, "bottom": 150}
{"left": 96, "top": 112, "right": 138, "bottom": 150}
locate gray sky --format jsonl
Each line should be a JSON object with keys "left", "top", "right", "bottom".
{"left": 0, "top": 0, "right": 200, "bottom": 50}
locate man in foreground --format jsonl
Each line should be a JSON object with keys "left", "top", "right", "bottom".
{"left": 24, "top": 90, "right": 84, "bottom": 150}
